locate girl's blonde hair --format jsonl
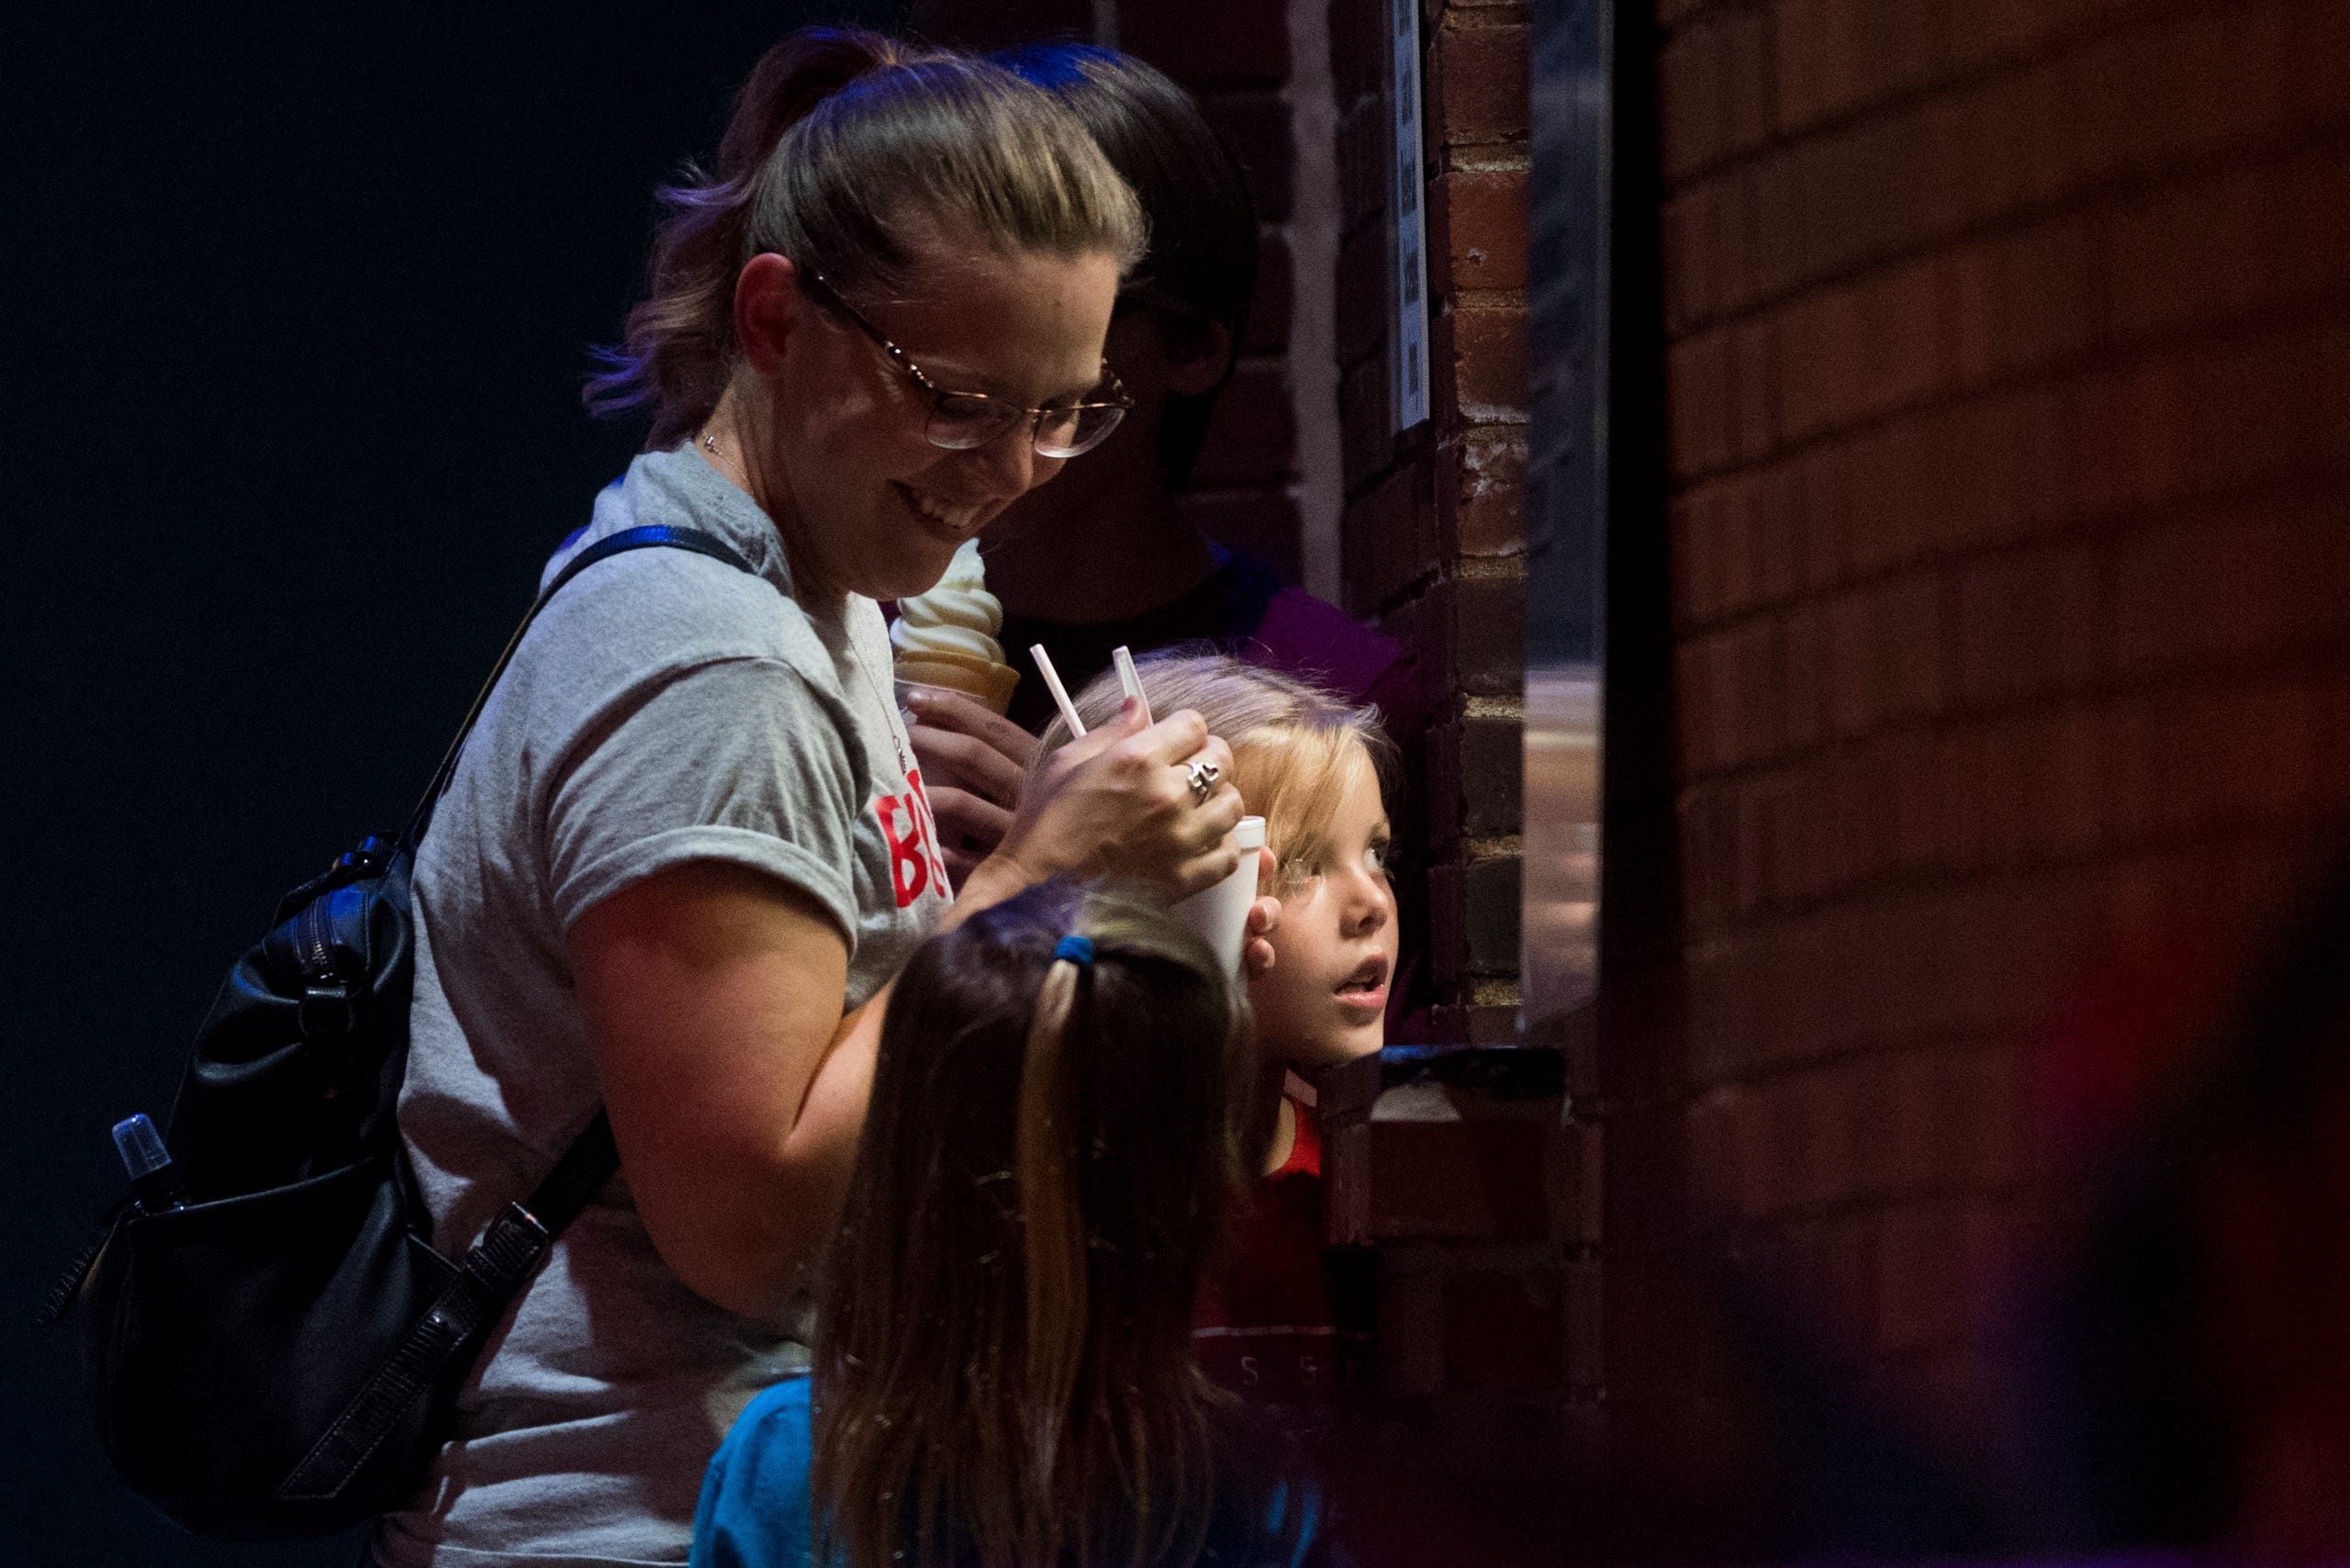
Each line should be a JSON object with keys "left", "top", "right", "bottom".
{"left": 588, "top": 27, "right": 1147, "bottom": 448}
{"left": 1032, "top": 651, "right": 1393, "bottom": 890}
{"left": 812, "top": 879, "right": 1269, "bottom": 1568}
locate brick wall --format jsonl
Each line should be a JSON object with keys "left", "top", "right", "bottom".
{"left": 1316, "top": 2, "right": 1569, "bottom": 1555}
{"left": 1336, "top": 0, "right": 1531, "bottom": 1036}
{"left": 1614, "top": 0, "right": 2350, "bottom": 1537}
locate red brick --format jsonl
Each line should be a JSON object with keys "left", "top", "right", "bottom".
{"left": 1337, "top": 1120, "right": 1554, "bottom": 1242}
{"left": 1720, "top": 6, "right": 1774, "bottom": 160}
{"left": 1751, "top": 461, "right": 1804, "bottom": 605}
{"left": 1444, "top": 1264, "right": 1566, "bottom": 1394}
{"left": 1432, "top": 22, "right": 1530, "bottom": 145}
{"left": 2116, "top": 496, "right": 2350, "bottom": 679}
{"left": 1338, "top": 352, "right": 1393, "bottom": 493}
{"left": 2017, "top": 707, "right": 2106, "bottom": 863}
{"left": 1704, "top": 472, "right": 1760, "bottom": 620}
{"left": 1670, "top": 492, "right": 1712, "bottom": 630}
{"left": 1796, "top": 439, "right": 1848, "bottom": 589}
{"left": 1667, "top": 326, "right": 1736, "bottom": 480}
{"left": 1343, "top": 454, "right": 1438, "bottom": 611}
{"left": 1121, "top": 0, "right": 1290, "bottom": 87}
{"left": 1731, "top": 317, "right": 1778, "bottom": 464}
{"left": 1661, "top": 185, "right": 1714, "bottom": 334}
{"left": 1953, "top": 543, "right": 2103, "bottom": 709}
{"left": 1777, "top": 257, "right": 1945, "bottom": 440}
{"left": 1463, "top": 851, "right": 1522, "bottom": 973}
{"left": 1445, "top": 303, "right": 1529, "bottom": 420}
{"left": 1198, "top": 89, "right": 1294, "bottom": 221}
{"left": 1793, "top": 100, "right": 1940, "bottom": 285}
{"left": 1188, "top": 356, "right": 1297, "bottom": 488}
{"left": 1429, "top": 166, "right": 1529, "bottom": 297}
{"left": 1657, "top": 14, "right": 1730, "bottom": 181}
{"left": 1774, "top": 0, "right": 1949, "bottom": 135}
{"left": 1439, "top": 429, "right": 1526, "bottom": 557}
{"left": 1430, "top": 711, "right": 1525, "bottom": 838}
{"left": 1748, "top": 142, "right": 1810, "bottom": 300}
{"left": 2061, "top": 2, "right": 2299, "bottom": 195}
{"left": 1437, "top": 568, "right": 1526, "bottom": 697}
{"left": 1823, "top": 573, "right": 1943, "bottom": 737}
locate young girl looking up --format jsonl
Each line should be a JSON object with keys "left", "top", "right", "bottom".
{"left": 1035, "top": 655, "right": 1399, "bottom": 1418}
{"left": 690, "top": 879, "right": 1322, "bottom": 1568}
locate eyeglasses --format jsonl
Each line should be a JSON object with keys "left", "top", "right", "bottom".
{"left": 801, "top": 269, "right": 1132, "bottom": 459}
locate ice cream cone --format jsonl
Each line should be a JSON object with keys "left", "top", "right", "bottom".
{"left": 891, "top": 539, "right": 1021, "bottom": 717}
{"left": 894, "top": 651, "right": 1021, "bottom": 714}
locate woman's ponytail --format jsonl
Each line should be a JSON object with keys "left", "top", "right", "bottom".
{"left": 583, "top": 27, "right": 906, "bottom": 447}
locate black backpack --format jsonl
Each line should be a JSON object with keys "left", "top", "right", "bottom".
{"left": 48, "top": 524, "right": 758, "bottom": 1538}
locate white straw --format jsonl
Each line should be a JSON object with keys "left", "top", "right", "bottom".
{"left": 1111, "top": 644, "right": 1153, "bottom": 724}
{"left": 1029, "top": 644, "right": 1086, "bottom": 737}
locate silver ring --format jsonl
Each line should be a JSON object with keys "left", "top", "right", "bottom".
{"left": 1184, "top": 758, "right": 1221, "bottom": 805}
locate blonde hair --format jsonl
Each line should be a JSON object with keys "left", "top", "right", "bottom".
{"left": 1032, "top": 651, "right": 1393, "bottom": 891}
{"left": 587, "top": 27, "right": 1147, "bottom": 448}
{"left": 813, "top": 879, "right": 1270, "bottom": 1568}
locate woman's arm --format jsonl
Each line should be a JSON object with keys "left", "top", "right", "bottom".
{"left": 572, "top": 860, "right": 870, "bottom": 1320}
{"left": 571, "top": 702, "right": 1263, "bottom": 1321}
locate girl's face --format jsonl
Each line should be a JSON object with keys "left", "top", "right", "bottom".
{"left": 766, "top": 230, "right": 1122, "bottom": 601}
{"left": 1248, "top": 752, "right": 1398, "bottom": 1069}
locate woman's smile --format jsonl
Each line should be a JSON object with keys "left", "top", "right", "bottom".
{"left": 891, "top": 480, "right": 990, "bottom": 543}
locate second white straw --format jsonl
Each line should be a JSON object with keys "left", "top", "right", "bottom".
{"left": 1029, "top": 644, "right": 1087, "bottom": 738}
{"left": 1111, "top": 644, "right": 1153, "bottom": 725}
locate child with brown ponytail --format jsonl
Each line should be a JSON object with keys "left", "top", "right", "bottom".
{"left": 690, "top": 879, "right": 1324, "bottom": 1568}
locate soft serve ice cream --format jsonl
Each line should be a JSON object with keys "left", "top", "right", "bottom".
{"left": 890, "top": 539, "right": 1021, "bottom": 714}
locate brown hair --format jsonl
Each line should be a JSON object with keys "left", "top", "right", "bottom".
{"left": 998, "top": 45, "right": 1259, "bottom": 486}
{"left": 1032, "top": 652, "right": 1394, "bottom": 893}
{"left": 587, "top": 27, "right": 1147, "bottom": 449}
{"left": 811, "top": 879, "right": 1265, "bottom": 1568}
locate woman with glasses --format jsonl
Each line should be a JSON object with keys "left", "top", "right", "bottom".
{"left": 376, "top": 28, "right": 1271, "bottom": 1567}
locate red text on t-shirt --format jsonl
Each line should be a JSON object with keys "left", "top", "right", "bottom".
{"left": 875, "top": 768, "right": 952, "bottom": 908}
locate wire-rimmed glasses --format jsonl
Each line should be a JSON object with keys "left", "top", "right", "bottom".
{"left": 801, "top": 269, "right": 1132, "bottom": 459}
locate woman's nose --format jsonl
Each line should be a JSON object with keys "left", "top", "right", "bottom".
{"left": 970, "top": 422, "right": 1047, "bottom": 498}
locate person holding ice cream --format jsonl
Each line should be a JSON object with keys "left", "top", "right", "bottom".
{"left": 377, "top": 28, "right": 1276, "bottom": 1566}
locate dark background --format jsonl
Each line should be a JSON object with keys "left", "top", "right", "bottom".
{"left": 0, "top": 5, "right": 908, "bottom": 1562}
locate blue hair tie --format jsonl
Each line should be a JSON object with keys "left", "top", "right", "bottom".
{"left": 1052, "top": 934, "right": 1094, "bottom": 967}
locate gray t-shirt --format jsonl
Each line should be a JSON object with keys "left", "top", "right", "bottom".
{"left": 375, "top": 444, "right": 953, "bottom": 1567}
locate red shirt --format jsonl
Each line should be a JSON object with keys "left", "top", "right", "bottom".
{"left": 1195, "top": 1097, "right": 1340, "bottom": 1416}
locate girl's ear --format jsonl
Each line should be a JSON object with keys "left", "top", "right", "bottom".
{"left": 1164, "top": 319, "right": 1233, "bottom": 397}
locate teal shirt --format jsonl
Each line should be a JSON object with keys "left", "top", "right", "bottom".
{"left": 691, "top": 1376, "right": 1323, "bottom": 1568}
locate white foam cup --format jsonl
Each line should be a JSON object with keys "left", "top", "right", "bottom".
{"left": 1168, "top": 815, "right": 1265, "bottom": 978}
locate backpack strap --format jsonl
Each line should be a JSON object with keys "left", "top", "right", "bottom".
{"left": 400, "top": 523, "right": 760, "bottom": 846}
{"left": 275, "top": 1117, "right": 621, "bottom": 1503}
{"left": 275, "top": 528, "right": 759, "bottom": 1505}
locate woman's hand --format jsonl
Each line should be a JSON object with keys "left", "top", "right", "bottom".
{"left": 981, "top": 699, "right": 1245, "bottom": 901}
{"left": 901, "top": 686, "right": 1037, "bottom": 884}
